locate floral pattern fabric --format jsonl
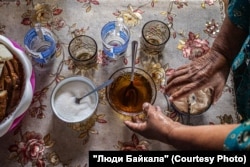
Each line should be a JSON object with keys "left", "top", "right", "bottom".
{"left": 228, "top": 0, "right": 250, "bottom": 31}
{"left": 224, "top": 119, "right": 250, "bottom": 150}
{"left": 230, "top": 0, "right": 250, "bottom": 71}
{"left": 229, "top": 0, "right": 250, "bottom": 120}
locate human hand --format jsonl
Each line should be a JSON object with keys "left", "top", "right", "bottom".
{"left": 124, "top": 102, "right": 182, "bottom": 144}
{"left": 165, "top": 50, "right": 230, "bottom": 104}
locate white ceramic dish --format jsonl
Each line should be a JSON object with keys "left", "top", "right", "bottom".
{"left": 0, "top": 35, "right": 33, "bottom": 137}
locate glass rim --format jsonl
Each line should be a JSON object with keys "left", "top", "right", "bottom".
{"left": 101, "top": 20, "right": 130, "bottom": 41}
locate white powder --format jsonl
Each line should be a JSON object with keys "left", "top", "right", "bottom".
{"left": 53, "top": 81, "right": 97, "bottom": 122}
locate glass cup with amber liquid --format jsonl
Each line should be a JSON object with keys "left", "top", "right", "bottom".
{"left": 68, "top": 35, "right": 97, "bottom": 70}
{"left": 106, "top": 67, "right": 157, "bottom": 116}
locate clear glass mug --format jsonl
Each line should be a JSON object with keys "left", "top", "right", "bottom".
{"left": 24, "top": 23, "right": 56, "bottom": 64}
{"left": 101, "top": 18, "right": 130, "bottom": 59}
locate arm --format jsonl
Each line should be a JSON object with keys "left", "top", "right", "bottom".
{"left": 165, "top": 15, "right": 248, "bottom": 103}
{"left": 212, "top": 15, "right": 248, "bottom": 66}
{"left": 169, "top": 123, "right": 238, "bottom": 150}
{"left": 124, "top": 103, "right": 238, "bottom": 150}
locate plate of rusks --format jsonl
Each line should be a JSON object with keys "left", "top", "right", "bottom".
{"left": 0, "top": 35, "right": 34, "bottom": 137}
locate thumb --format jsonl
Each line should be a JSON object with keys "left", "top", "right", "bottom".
{"left": 212, "top": 87, "right": 223, "bottom": 104}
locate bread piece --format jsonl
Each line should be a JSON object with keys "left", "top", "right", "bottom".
{"left": 0, "top": 44, "right": 24, "bottom": 121}
{"left": 2, "top": 65, "right": 12, "bottom": 112}
{"left": 0, "top": 62, "right": 4, "bottom": 77}
{"left": 5, "top": 59, "right": 22, "bottom": 114}
{"left": 10, "top": 58, "right": 21, "bottom": 76}
{"left": 0, "top": 43, "right": 13, "bottom": 75}
{"left": 0, "top": 90, "right": 7, "bottom": 121}
{"left": 0, "top": 63, "right": 4, "bottom": 90}
{"left": 172, "top": 88, "right": 213, "bottom": 115}
{"left": 0, "top": 58, "right": 20, "bottom": 115}
{"left": 0, "top": 44, "right": 13, "bottom": 61}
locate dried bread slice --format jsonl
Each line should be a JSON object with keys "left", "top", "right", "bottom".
{"left": 0, "top": 61, "right": 11, "bottom": 122}
{"left": 5, "top": 59, "right": 22, "bottom": 113}
{"left": 0, "top": 44, "right": 13, "bottom": 75}
{"left": 0, "top": 43, "right": 24, "bottom": 122}
{"left": 0, "top": 63, "right": 4, "bottom": 90}
{"left": 0, "top": 44, "right": 13, "bottom": 61}
{"left": 0, "top": 63, "right": 4, "bottom": 76}
{"left": 172, "top": 88, "right": 213, "bottom": 115}
{"left": 2, "top": 65, "right": 12, "bottom": 114}
{"left": 0, "top": 90, "right": 7, "bottom": 121}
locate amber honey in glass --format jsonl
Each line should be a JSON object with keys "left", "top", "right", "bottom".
{"left": 106, "top": 67, "right": 156, "bottom": 115}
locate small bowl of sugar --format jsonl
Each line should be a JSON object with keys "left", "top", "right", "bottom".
{"left": 51, "top": 76, "right": 98, "bottom": 123}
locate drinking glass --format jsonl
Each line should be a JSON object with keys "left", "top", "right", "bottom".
{"left": 140, "top": 20, "right": 170, "bottom": 66}
{"left": 101, "top": 18, "right": 130, "bottom": 59}
{"left": 24, "top": 23, "right": 56, "bottom": 64}
{"left": 68, "top": 35, "right": 98, "bottom": 70}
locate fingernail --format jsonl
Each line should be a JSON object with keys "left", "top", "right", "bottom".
{"left": 156, "top": 106, "right": 162, "bottom": 111}
{"left": 142, "top": 102, "right": 150, "bottom": 110}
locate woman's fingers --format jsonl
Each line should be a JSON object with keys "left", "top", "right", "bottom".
{"left": 124, "top": 120, "right": 146, "bottom": 132}
{"left": 131, "top": 115, "right": 143, "bottom": 123}
{"left": 168, "top": 85, "right": 193, "bottom": 101}
{"left": 166, "top": 72, "right": 203, "bottom": 99}
{"left": 124, "top": 103, "right": 150, "bottom": 131}
{"left": 124, "top": 102, "right": 160, "bottom": 132}
{"left": 167, "top": 65, "right": 189, "bottom": 83}
{"left": 211, "top": 84, "right": 224, "bottom": 104}
{"left": 142, "top": 102, "right": 150, "bottom": 114}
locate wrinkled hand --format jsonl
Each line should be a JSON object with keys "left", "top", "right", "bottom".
{"left": 124, "top": 102, "right": 181, "bottom": 144}
{"left": 165, "top": 50, "right": 230, "bottom": 104}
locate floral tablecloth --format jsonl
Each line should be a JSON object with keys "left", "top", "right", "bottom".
{"left": 0, "top": 0, "right": 238, "bottom": 166}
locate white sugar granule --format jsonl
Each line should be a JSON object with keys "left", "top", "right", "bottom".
{"left": 54, "top": 81, "right": 97, "bottom": 122}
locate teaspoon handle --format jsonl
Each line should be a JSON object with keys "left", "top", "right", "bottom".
{"left": 76, "top": 79, "right": 114, "bottom": 102}
{"left": 131, "top": 41, "right": 138, "bottom": 82}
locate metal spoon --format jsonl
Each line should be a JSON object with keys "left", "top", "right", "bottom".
{"left": 122, "top": 41, "right": 138, "bottom": 106}
{"left": 75, "top": 79, "right": 114, "bottom": 104}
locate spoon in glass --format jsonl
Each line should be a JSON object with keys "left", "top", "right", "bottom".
{"left": 122, "top": 41, "right": 138, "bottom": 106}
{"left": 33, "top": 23, "right": 51, "bottom": 52}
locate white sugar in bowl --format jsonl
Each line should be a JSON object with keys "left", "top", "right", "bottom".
{"left": 51, "top": 76, "right": 99, "bottom": 123}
